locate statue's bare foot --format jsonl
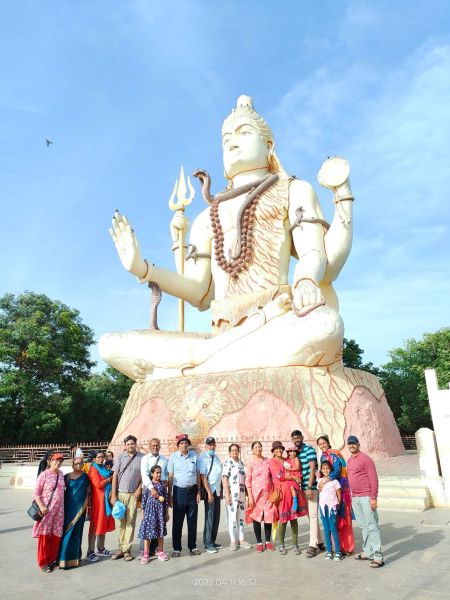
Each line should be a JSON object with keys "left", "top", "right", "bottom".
{"left": 133, "top": 359, "right": 154, "bottom": 383}
{"left": 262, "top": 293, "right": 291, "bottom": 322}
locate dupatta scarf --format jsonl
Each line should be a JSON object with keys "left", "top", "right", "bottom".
{"left": 91, "top": 462, "right": 112, "bottom": 517}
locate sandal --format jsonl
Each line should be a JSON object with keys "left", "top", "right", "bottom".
{"left": 140, "top": 554, "right": 149, "bottom": 565}
{"left": 111, "top": 551, "right": 124, "bottom": 560}
{"left": 306, "top": 546, "right": 317, "bottom": 558}
{"left": 40, "top": 565, "right": 53, "bottom": 573}
{"left": 293, "top": 544, "right": 301, "bottom": 555}
{"left": 355, "top": 553, "right": 370, "bottom": 561}
{"left": 279, "top": 545, "right": 287, "bottom": 555}
{"left": 370, "top": 560, "right": 384, "bottom": 568}
{"left": 124, "top": 552, "right": 134, "bottom": 561}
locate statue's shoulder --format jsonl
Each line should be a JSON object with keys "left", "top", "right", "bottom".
{"left": 288, "top": 177, "right": 315, "bottom": 199}
{"left": 288, "top": 177, "right": 319, "bottom": 209}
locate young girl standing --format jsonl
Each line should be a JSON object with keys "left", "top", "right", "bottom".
{"left": 318, "top": 460, "right": 342, "bottom": 561}
{"left": 138, "top": 466, "right": 169, "bottom": 564}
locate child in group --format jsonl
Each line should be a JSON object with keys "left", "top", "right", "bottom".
{"left": 283, "top": 448, "right": 302, "bottom": 512}
{"left": 318, "top": 460, "right": 342, "bottom": 561}
{"left": 138, "top": 465, "right": 170, "bottom": 565}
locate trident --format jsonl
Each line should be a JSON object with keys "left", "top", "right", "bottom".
{"left": 168, "top": 165, "right": 195, "bottom": 332}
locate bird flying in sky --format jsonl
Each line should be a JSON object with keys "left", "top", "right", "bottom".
{"left": 46, "top": 139, "right": 53, "bottom": 147}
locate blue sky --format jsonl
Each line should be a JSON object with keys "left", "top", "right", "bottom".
{"left": 1, "top": 0, "right": 449, "bottom": 370}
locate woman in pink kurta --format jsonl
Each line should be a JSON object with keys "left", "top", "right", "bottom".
{"left": 246, "top": 441, "right": 277, "bottom": 552}
{"left": 32, "top": 453, "right": 65, "bottom": 572}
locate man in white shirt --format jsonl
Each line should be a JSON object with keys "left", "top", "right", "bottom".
{"left": 138, "top": 438, "right": 169, "bottom": 558}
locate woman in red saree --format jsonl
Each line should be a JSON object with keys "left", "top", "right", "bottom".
{"left": 87, "top": 450, "right": 115, "bottom": 561}
{"left": 317, "top": 435, "right": 355, "bottom": 554}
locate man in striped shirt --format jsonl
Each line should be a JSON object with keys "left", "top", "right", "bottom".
{"left": 291, "top": 429, "right": 324, "bottom": 557}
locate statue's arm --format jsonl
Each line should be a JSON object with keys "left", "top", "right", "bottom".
{"left": 288, "top": 180, "right": 327, "bottom": 310}
{"left": 139, "top": 208, "right": 213, "bottom": 308}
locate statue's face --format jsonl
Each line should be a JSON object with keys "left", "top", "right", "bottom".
{"left": 222, "top": 119, "right": 269, "bottom": 178}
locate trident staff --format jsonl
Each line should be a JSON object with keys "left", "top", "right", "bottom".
{"left": 168, "top": 166, "right": 194, "bottom": 332}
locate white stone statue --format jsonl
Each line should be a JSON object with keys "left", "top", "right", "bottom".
{"left": 100, "top": 95, "right": 354, "bottom": 382}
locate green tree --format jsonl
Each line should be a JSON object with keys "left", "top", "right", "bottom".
{"left": 380, "top": 328, "right": 450, "bottom": 434}
{"left": 0, "top": 291, "right": 95, "bottom": 442}
{"left": 342, "top": 338, "right": 380, "bottom": 374}
{"left": 65, "top": 367, "right": 132, "bottom": 441}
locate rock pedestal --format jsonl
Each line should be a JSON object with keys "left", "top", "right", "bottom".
{"left": 111, "top": 364, "right": 403, "bottom": 459}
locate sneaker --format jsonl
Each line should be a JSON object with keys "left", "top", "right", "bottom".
{"left": 265, "top": 542, "right": 275, "bottom": 551}
{"left": 86, "top": 551, "right": 99, "bottom": 562}
{"left": 293, "top": 544, "right": 301, "bottom": 555}
{"left": 324, "top": 552, "right": 333, "bottom": 560}
{"left": 256, "top": 543, "right": 264, "bottom": 553}
{"left": 279, "top": 545, "right": 287, "bottom": 555}
{"left": 205, "top": 547, "right": 218, "bottom": 554}
{"left": 230, "top": 542, "right": 237, "bottom": 551}
{"left": 140, "top": 554, "right": 149, "bottom": 565}
{"left": 172, "top": 550, "right": 181, "bottom": 558}
{"left": 157, "top": 551, "right": 169, "bottom": 561}
{"left": 213, "top": 543, "right": 223, "bottom": 549}
{"left": 97, "top": 547, "right": 112, "bottom": 557}
{"left": 333, "top": 553, "right": 343, "bottom": 561}
{"left": 239, "top": 540, "right": 252, "bottom": 549}
{"left": 190, "top": 548, "right": 201, "bottom": 556}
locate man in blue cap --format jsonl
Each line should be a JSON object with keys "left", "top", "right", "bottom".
{"left": 347, "top": 435, "right": 384, "bottom": 568}
{"left": 198, "top": 436, "right": 223, "bottom": 553}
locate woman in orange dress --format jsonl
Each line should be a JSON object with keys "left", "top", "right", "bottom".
{"left": 87, "top": 450, "right": 115, "bottom": 561}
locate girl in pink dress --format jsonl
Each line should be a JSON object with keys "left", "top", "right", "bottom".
{"left": 32, "top": 453, "right": 65, "bottom": 572}
{"left": 283, "top": 448, "right": 302, "bottom": 512}
{"left": 246, "top": 441, "right": 277, "bottom": 552}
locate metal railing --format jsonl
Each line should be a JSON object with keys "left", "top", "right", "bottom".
{"left": 0, "top": 433, "right": 417, "bottom": 464}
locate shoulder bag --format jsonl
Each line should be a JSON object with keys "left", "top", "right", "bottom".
{"left": 27, "top": 471, "right": 60, "bottom": 522}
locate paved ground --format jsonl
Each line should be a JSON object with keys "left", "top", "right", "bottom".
{"left": 376, "top": 453, "right": 420, "bottom": 477}
{"left": 2, "top": 485, "right": 450, "bottom": 600}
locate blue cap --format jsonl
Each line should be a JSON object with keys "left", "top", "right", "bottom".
{"left": 347, "top": 435, "right": 359, "bottom": 444}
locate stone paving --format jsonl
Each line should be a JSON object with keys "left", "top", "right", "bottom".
{"left": 375, "top": 453, "right": 420, "bottom": 477}
{"left": 2, "top": 484, "right": 450, "bottom": 600}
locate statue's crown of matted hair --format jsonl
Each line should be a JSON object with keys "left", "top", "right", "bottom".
{"left": 222, "top": 95, "right": 274, "bottom": 144}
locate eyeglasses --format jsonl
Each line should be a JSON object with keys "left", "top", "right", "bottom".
{"left": 73, "top": 462, "right": 83, "bottom": 466}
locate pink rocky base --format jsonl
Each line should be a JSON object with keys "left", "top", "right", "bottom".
{"left": 110, "top": 366, "right": 404, "bottom": 459}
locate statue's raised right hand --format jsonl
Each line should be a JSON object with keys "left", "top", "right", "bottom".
{"left": 109, "top": 210, "right": 148, "bottom": 278}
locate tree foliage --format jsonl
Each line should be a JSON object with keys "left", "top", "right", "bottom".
{"left": 342, "top": 338, "right": 380, "bottom": 375}
{"left": 0, "top": 292, "right": 133, "bottom": 443}
{"left": 0, "top": 292, "right": 95, "bottom": 442}
{"left": 379, "top": 328, "right": 450, "bottom": 434}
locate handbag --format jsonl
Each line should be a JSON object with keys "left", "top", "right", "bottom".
{"left": 268, "top": 487, "right": 282, "bottom": 506}
{"left": 27, "top": 471, "right": 60, "bottom": 521}
{"left": 200, "top": 456, "right": 215, "bottom": 501}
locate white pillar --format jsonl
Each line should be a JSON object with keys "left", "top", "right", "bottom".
{"left": 415, "top": 427, "right": 441, "bottom": 478}
{"left": 425, "top": 369, "right": 450, "bottom": 502}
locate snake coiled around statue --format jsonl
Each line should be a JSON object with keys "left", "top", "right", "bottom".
{"left": 193, "top": 169, "right": 279, "bottom": 278}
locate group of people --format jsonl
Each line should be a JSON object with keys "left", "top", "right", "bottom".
{"left": 31, "top": 430, "right": 384, "bottom": 573}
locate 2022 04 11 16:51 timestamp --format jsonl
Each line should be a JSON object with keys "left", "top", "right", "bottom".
{"left": 193, "top": 578, "right": 257, "bottom": 586}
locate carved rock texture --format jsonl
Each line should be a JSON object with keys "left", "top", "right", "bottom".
{"left": 112, "top": 365, "right": 403, "bottom": 458}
